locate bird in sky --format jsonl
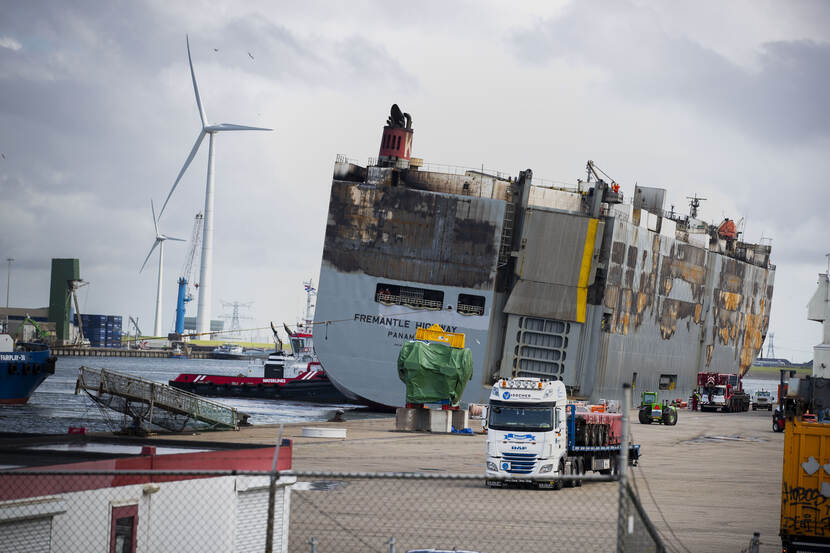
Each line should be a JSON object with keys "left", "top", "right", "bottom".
{"left": 248, "top": 51, "right": 254, "bottom": 60}
{"left": 213, "top": 48, "right": 219, "bottom": 52}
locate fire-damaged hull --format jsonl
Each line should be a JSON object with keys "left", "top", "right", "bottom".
{"left": 313, "top": 108, "right": 775, "bottom": 409}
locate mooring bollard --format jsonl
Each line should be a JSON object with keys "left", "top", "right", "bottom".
{"left": 308, "top": 536, "right": 318, "bottom": 553}
{"left": 388, "top": 536, "right": 396, "bottom": 553}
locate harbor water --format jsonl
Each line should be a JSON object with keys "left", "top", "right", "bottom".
{"left": 0, "top": 356, "right": 374, "bottom": 434}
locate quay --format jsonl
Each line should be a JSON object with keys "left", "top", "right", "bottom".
{"left": 145, "top": 406, "right": 781, "bottom": 553}
{"left": 52, "top": 346, "right": 211, "bottom": 359}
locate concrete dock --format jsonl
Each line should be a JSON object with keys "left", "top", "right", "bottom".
{"left": 150, "top": 405, "right": 782, "bottom": 552}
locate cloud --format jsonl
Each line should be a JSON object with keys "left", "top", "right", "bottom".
{"left": 0, "top": 36, "right": 22, "bottom": 51}
{"left": 509, "top": 0, "right": 830, "bottom": 145}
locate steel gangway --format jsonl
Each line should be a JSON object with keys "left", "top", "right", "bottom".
{"left": 75, "top": 366, "right": 249, "bottom": 431}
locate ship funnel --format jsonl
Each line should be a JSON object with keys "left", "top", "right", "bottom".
{"left": 378, "top": 103, "right": 414, "bottom": 168}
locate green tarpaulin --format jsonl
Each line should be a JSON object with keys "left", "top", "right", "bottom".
{"left": 397, "top": 340, "right": 473, "bottom": 405}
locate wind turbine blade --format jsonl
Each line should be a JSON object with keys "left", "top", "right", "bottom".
{"left": 140, "top": 240, "right": 161, "bottom": 273}
{"left": 159, "top": 130, "right": 206, "bottom": 218}
{"left": 161, "top": 235, "right": 186, "bottom": 242}
{"left": 206, "top": 123, "right": 273, "bottom": 132}
{"left": 151, "top": 199, "right": 159, "bottom": 236}
{"left": 186, "top": 35, "right": 208, "bottom": 127}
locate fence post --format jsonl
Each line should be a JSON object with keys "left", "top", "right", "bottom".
{"left": 388, "top": 536, "right": 396, "bottom": 553}
{"left": 308, "top": 536, "right": 318, "bottom": 553}
{"left": 617, "top": 383, "right": 631, "bottom": 553}
{"left": 265, "top": 424, "right": 284, "bottom": 553}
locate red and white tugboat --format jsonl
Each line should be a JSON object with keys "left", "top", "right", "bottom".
{"left": 170, "top": 281, "right": 349, "bottom": 404}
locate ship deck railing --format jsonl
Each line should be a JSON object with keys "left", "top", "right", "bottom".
{"left": 75, "top": 366, "right": 247, "bottom": 430}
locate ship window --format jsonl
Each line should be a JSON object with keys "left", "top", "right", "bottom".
{"left": 457, "top": 294, "right": 485, "bottom": 316}
{"left": 659, "top": 374, "right": 677, "bottom": 391}
{"left": 375, "top": 283, "right": 443, "bottom": 310}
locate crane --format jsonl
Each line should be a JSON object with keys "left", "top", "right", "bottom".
{"left": 174, "top": 213, "right": 204, "bottom": 335}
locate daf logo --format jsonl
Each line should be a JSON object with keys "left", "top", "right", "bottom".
{"left": 502, "top": 391, "right": 510, "bottom": 400}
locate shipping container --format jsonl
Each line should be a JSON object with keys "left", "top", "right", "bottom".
{"left": 781, "top": 417, "right": 830, "bottom": 551}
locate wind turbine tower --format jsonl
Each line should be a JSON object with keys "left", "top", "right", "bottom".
{"left": 141, "top": 200, "right": 184, "bottom": 336}
{"left": 159, "top": 36, "right": 272, "bottom": 334}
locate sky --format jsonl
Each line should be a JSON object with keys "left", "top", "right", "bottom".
{"left": 0, "top": 0, "right": 828, "bottom": 358}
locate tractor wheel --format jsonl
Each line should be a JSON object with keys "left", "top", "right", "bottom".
{"left": 638, "top": 408, "right": 650, "bottom": 424}
{"left": 662, "top": 408, "right": 677, "bottom": 426}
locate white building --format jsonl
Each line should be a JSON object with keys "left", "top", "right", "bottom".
{"left": 0, "top": 444, "right": 294, "bottom": 553}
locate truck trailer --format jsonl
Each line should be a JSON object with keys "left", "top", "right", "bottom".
{"left": 485, "top": 378, "right": 639, "bottom": 489}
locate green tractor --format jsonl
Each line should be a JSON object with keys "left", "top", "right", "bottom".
{"left": 638, "top": 391, "right": 678, "bottom": 425}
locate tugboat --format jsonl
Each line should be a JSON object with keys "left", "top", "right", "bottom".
{"left": 170, "top": 281, "right": 350, "bottom": 404}
{"left": 0, "top": 330, "right": 57, "bottom": 404}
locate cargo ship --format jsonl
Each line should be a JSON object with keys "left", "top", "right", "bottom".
{"left": 0, "top": 334, "right": 57, "bottom": 404}
{"left": 312, "top": 104, "right": 775, "bottom": 409}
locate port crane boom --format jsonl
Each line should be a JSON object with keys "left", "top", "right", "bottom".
{"left": 175, "top": 213, "right": 203, "bottom": 335}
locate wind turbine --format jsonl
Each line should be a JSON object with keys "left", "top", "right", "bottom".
{"left": 158, "top": 35, "right": 272, "bottom": 335}
{"left": 140, "top": 200, "right": 184, "bottom": 337}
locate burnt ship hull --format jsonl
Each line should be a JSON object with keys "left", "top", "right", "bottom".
{"left": 313, "top": 111, "right": 775, "bottom": 410}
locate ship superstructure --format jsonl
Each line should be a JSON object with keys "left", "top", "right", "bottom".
{"left": 312, "top": 105, "right": 775, "bottom": 409}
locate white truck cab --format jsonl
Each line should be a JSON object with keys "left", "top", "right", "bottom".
{"left": 485, "top": 378, "right": 569, "bottom": 486}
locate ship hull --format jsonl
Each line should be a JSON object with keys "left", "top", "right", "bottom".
{"left": 0, "top": 349, "right": 56, "bottom": 404}
{"left": 169, "top": 373, "right": 349, "bottom": 404}
{"left": 314, "top": 266, "right": 492, "bottom": 408}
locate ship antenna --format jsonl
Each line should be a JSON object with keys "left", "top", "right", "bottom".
{"left": 686, "top": 194, "right": 707, "bottom": 219}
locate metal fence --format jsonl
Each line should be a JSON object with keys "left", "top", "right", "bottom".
{"left": 0, "top": 468, "right": 664, "bottom": 553}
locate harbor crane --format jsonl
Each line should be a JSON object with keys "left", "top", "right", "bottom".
{"left": 175, "top": 213, "right": 203, "bottom": 335}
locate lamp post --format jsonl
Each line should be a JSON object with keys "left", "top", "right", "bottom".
{"left": 5, "top": 258, "right": 13, "bottom": 308}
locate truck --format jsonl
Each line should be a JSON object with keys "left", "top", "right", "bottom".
{"left": 697, "top": 372, "right": 750, "bottom": 412}
{"left": 752, "top": 389, "right": 773, "bottom": 411}
{"left": 484, "top": 377, "right": 640, "bottom": 489}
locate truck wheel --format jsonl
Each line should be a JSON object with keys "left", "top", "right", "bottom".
{"left": 553, "top": 460, "right": 564, "bottom": 490}
{"left": 773, "top": 419, "right": 782, "bottom": 433}
{"left": 575, "top": 458, "right": 584, "bottom": 487}
{"left": 752, "top": 405, "right": 756, "bottom": 411}
{"left": 566, "top": 460, "right": 577, "bottom": 488}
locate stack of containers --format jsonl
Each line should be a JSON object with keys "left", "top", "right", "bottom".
{"left": 73, "top": 314, "right": 122, "bottom": 348}
{"left": 106, "top": 315, "right": 122, "bottom": 348}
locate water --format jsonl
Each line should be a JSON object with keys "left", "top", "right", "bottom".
{"left": 0, "top": 356, "right": 375, "bottom": 434}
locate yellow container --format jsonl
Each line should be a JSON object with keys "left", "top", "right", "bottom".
{"left": 415, "top": 324, "right": 465, "bottom": 349}
{"left": 781, "top": 417, "right": 830, "bottom": 548}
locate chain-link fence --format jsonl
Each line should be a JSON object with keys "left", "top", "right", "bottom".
{"left": 0, "top": 467, "right": 665, "bottom": 553}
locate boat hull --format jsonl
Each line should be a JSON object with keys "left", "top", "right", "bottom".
{"left": 0, "top": 349, "right": 56, "bottom": 404}
{"left": 169, "top": 373, "right": 350, "bottom": 404}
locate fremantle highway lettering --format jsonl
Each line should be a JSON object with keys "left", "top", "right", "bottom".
{"left": 353, "top": 313, "right": 458, "bottom": 340}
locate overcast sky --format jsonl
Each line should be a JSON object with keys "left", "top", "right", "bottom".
{"left": 1, "top": 0, "right": 828, "bottom": 359}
